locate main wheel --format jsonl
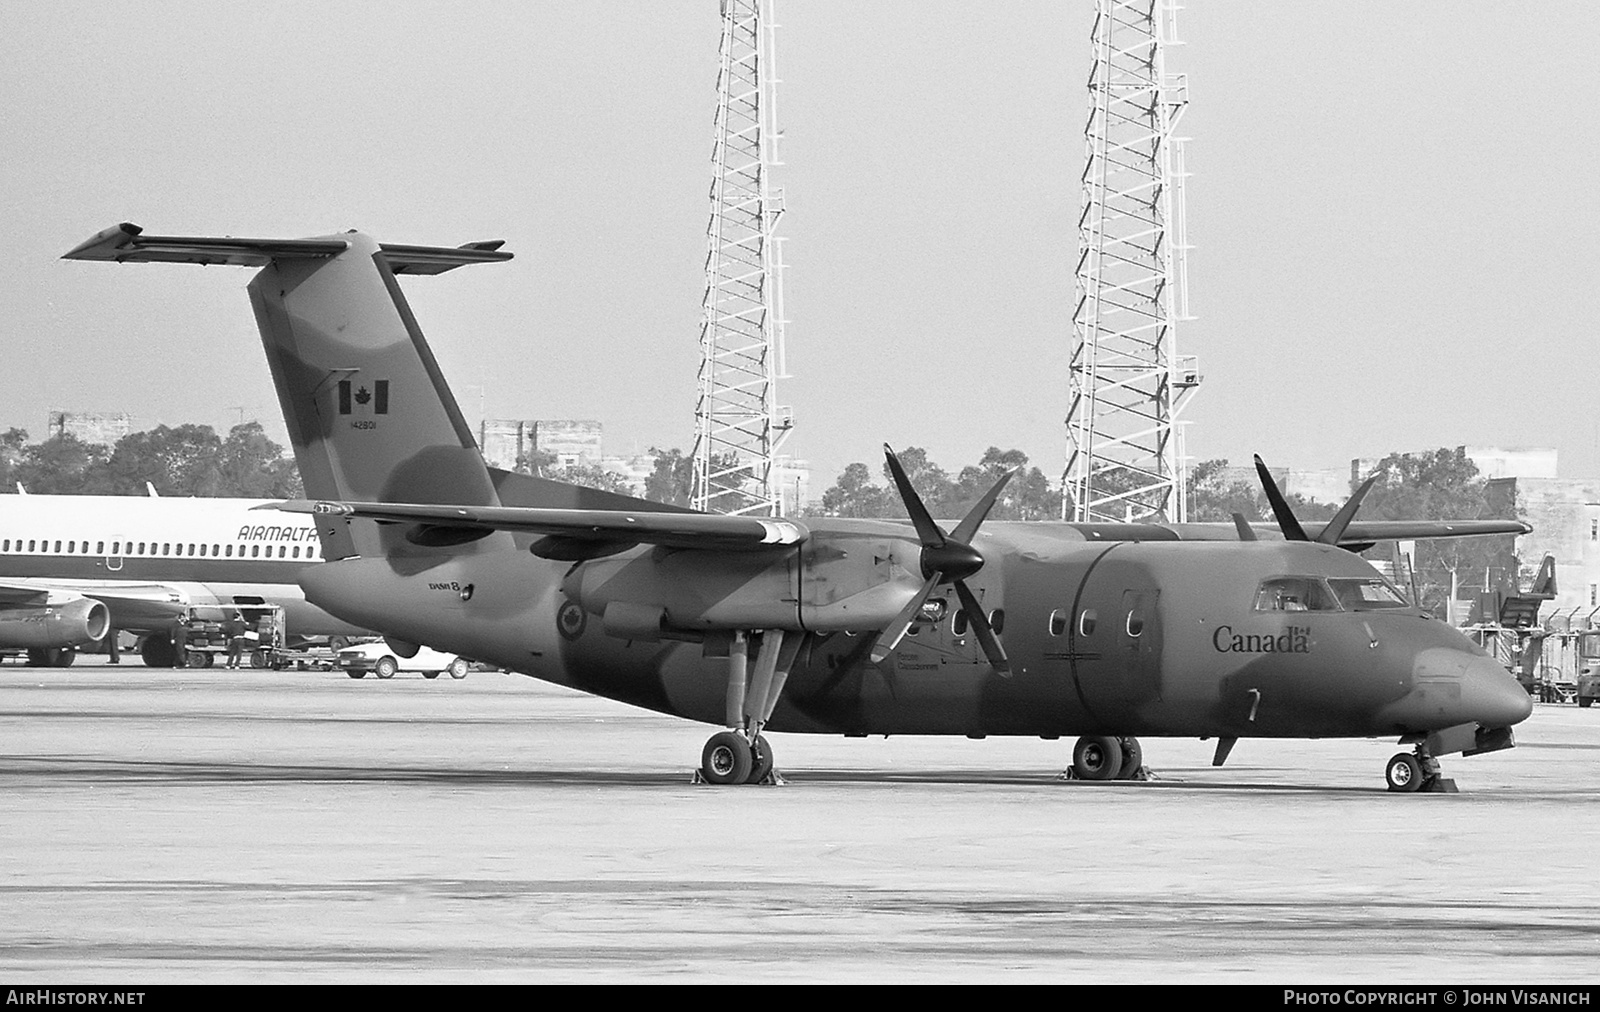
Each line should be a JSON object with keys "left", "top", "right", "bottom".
{"left": 347, "top": 670, "right": 365, "bottom": 679}
{"left": 140, "top": 635, "right": 176, "bottom": 668}
{"left": 1072, "top": 735, "right": 1124, "bottom": 781}
{"left": 748, "top": 733, "right": 774, "bottom": 784}
{"left": 422, "top": 671, "right": 440, "bottom": 679}
{"left": 25, "top": 648, "right": 48, "bottom": 667}
{"left": 447, "top": 657, "right": 470, "bottom": 679}
{"left": 1580, "top": 696, "right": 1593, "bottom": 709}
{"left": 1117, "top": 736, "right": 1144, "bottom": 780}
{"left": 701, "top": 731, "right": 753, "bottom": 785}
{"left": 374, "top": 656, "right": 398, "bottom": 679}
{"left": 1386, "top": 752, "right": 1424, "bottom": 793}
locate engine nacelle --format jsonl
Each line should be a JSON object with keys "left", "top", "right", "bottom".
{"left": 0, "top": 595, "right": 111, "bottom": 649}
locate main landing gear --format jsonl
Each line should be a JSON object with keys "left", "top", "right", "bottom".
{"left": 696, "top": 629, "right": 801, "bottom": 786}
{"left": 1385, "top": 744, "right": 1455, "bottom": 793}
{"left": 1065, "top": 735, "right": 1149, "bottom": 781}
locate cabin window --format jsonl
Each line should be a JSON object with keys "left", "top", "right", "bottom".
{"left": 96, "top": 541, "right": 104, "bottom": 554}
{"left": 213, "top": 544, "right": 220, "bottom": 555}
{"left": 2, "top": 540, "right": 8, "bottom": 551}
{"left": 161, "top": 543, "right": 169, "bottom": 555}
{"left": 28, "top": 540, "right": 36, "bottom": 552}
{"left": 1126, "top": 611, "right": 1144, "bottom": 637}
{"left": 990, "top": 609, "right": 1005, "bottom": 635}
{"left": 251, "top": 545, "right": 259, "bottom": 558}
{"left": 199, "top": 545, "right": 206, "bottom": 557}
{"left": 1326, "top": 577, "right": 1408, "bottom": 611}
{"left": 1254, "top": 577, "right": 1339, "bottom": 613}
{"left": 1048, "top": 609, "right": 1067, "bottom": 636}
{"left": 292, "top": 546, "right": 300, "bottom": 558}
{"left": 225, "top": 545, "right": 233, "bottom": 557}
{"left": 67, "top": 541, "right": 75, "bottom": 553}
{"left": 1079, "top": 609, "right": 1097, "bottom": 636}
{"left": 54, "top": 540, "right": 62, "bottom": 553}
{"left": 952, "top": 611, "right": 968, "bottom": 636}
{"left": 111, "top": 542, "right": 119, "bottom": 554}
{"left": 279, "top": 546, "right": 287, "bottom": 558}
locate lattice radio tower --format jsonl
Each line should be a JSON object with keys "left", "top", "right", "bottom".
{"left": 692, "top": 0, "right": 792, "bottom": 516}
{"left": 1064, "top": 0, "right": 1198, "bottom": 523}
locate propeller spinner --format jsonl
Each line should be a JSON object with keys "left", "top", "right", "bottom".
{"left": 872, "top": 445, "right": 1014, "bottom": 674}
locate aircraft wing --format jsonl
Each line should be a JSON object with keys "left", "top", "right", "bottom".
{"left": 270, "top": 500, "right": 808, "bottom": 557}
{"left": 1306, "top": 519, "right": 1531, "bottom": 543}
{"left": 0, "top": 579, "right": 187, "bottom": 626}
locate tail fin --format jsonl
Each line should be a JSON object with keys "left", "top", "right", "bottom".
{"left": 65, "top": 223, "right": 514, "bottom": 559}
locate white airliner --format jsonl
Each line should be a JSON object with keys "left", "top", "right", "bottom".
{"left": 0, "top": 492, "right": 364, "bottom": 666}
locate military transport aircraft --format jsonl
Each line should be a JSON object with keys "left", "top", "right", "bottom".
{"left": 65, "top": 222, "right": 1534, "bottom": 792}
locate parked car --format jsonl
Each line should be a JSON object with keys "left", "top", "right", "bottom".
{"left": 336, "top": 642, "right": 472, "bottom": 680}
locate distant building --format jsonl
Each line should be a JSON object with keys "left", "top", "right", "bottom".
{"left": 47, "top": 410, "right": 131, "bottom": 446}
{"left": 479, "top": 419, "right": 604, "bottom": 471}
{"left": 1492, "top": 474, "right": 1600, "bottom": 624}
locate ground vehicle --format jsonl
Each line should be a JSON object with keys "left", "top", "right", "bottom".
{"left": 336, "top": 641, "right": 472, "bottom": 680}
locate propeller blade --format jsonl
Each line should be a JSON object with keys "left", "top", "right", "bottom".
{"left": 949, "top": 467, "right": 1017, "bottom": 545}
{"left": 954, "top": 580, "right": 1010, "bottom": 676}
{"left": 1232, "top": 513, "right": 1258, "bottom": 542}
{"left": 1253, "top": 454, "right": 1309, "bottom": 542}
{"left": 870, "top": 573, "right": 942, "bottom": 664}
{"left": 1315, "top": 474, "right": 1378, "bottom": 546}
{"left": 882, "top": 444, "right": 947, "bottom": 548}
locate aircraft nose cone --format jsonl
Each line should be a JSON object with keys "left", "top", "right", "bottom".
{"left": 1458, "top": 653, "right": 1534, "bottom": 727}
{"left": 1408, "top": 647, "right": 1533, "bottom": 729}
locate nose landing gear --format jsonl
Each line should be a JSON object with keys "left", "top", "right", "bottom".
{"left": 1385, "top": 745, "right": 1456, "bottom": 793}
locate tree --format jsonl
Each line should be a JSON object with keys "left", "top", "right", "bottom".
{"left": 217, "top": 422, "right": 301, "bottom": 498}
{"left": 544, "top": 462, "right": 638, "bottom": 496}
{"left": 1358, "top": 447, "right": 1520, "bottom": 618}
{"left": 0, "top": 427, "right": 27, "bottom": 491}
{"left": 820, "top": 462, "right": 896, "bottom": 517}
{"left": 13, "top": 433, "right": 111, "bottom": 494}
{"left": 644, "top": 447, "right": 694, "bottom": 507}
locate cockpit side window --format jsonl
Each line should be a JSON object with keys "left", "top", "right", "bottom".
{"left": 1253, "top": 577, "right": 1340, "bottom": 613}
{"left": 1327, "top": 577, "right": 1409, "bottom": 611}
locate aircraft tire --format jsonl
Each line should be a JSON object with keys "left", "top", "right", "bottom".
{"left": 140, "top": 635, "right": 176, "bottom": 668}
{"left": 701, "top": 731, "right": 753, "bottom": 786}
{"left": 423, "top": 671, "right": 440, "bottom": 679}
{"left": 374, "top": 657, "right": 398, "bottom": 680}
{"left": 1117, "top": 737, "right": 1144, "bottom": 780}
{"left": 25, "top": 648, "right": 48, "bottom": 667}
{"left": 1580, "top": 697, "right": 1593, "bottom": 708}
{"left": 1072, "top": 735, "right": 1124, "bottom": 781}
{"left": 347, "top": 670, "right": 365, "bottom": 679}
{"left": 448, "top": 658, "right": 470, "bottom": 679}
{"left": 1385, "top": 752, "right": 1424, "bottom": 793}
{"left": 748, "top": 734, "right": 774, "bottom": 784}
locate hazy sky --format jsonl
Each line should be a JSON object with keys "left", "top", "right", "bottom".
{"left": 4, "top": 2, "right": 1598, "bottom": 490}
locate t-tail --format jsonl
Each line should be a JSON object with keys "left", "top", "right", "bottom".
{"left": 63, "top": 223, "right": 514, "bottom": 560}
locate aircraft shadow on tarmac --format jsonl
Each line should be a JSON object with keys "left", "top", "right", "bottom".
{"left": 0, "top": 755, "right": 1394, "bottom": 793}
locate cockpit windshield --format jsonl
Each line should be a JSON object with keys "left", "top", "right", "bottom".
{"left": 1253, "top": 577, "right": 1340, "bottom": 613}
{"left": 1254, "top": 575, "right": 1411, "bottom": 613}
{"left": 1327, "top": 577, "right": 1410, "bottom": 611}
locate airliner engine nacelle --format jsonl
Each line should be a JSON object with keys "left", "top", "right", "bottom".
{"left": 0, "top": 595, "right": 111, "bottom": 649}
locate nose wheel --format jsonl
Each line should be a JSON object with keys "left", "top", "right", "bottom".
{"left": 1385, "top": 745, "right": 1454, "bottom": 793}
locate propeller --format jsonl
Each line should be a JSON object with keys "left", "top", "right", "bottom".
{"left": 1252, "top": 454, "right": 1377, "bottom": 546}
{"left": 871, "top": 445, "right": 1014, "bottom": 674}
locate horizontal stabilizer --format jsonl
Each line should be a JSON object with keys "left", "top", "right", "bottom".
{"left": 62, "top": 223, "right": 512, "bottom": 274}
{"left": 267, "top": 500, "right": 808, "bottom": 557}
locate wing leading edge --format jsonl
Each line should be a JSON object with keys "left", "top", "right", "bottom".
{"left": 268, "top": 500, "right": 808, "bottom": 559}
